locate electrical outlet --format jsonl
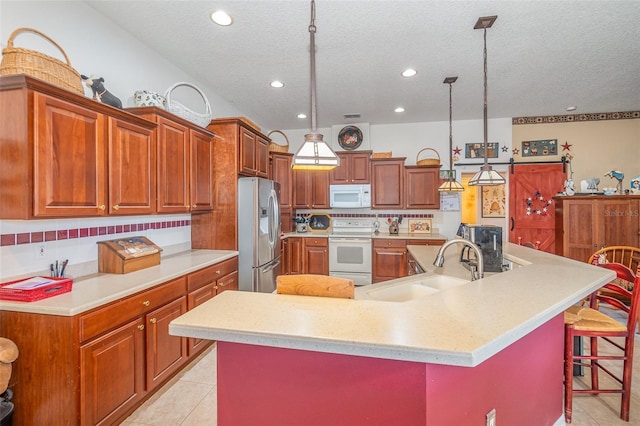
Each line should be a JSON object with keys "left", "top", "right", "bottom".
{"left": 486, "top": 408, "right": 496, "bottom": 426}
{"left": 37, "top": 244, "right": 46, "bottom": 258}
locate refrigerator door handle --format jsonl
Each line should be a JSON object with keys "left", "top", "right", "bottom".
{"left": 261, "top": 257, "right": 281, "bottom": 273}
{"left": 268, "top": 188, "right": 280, "bottom": 248}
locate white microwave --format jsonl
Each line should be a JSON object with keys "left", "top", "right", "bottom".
{"left": 329, "top": 184, "right": 371, "bottom": 208}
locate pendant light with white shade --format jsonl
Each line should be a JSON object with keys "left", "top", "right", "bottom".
{"left": 291, "top": 0, "right": 339, "bottom": 170}
{"left": 438, "top": 76, "right": 464, "bottom": 192}
{"left": 468, "top": 15, "right": 505, "bottom": 186}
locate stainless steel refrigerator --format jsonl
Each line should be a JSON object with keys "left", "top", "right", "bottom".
{"left": 237, "top": 177, "right": 282, "bottom": 292}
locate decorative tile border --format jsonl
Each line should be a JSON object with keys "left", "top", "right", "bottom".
{"left": 1, "top": 219, "right": 191, "bottom": 247}
{"left": 295, "top": 213, "right": 434, "bottom": 219}
{"left": 512, "top": 110, "right": 640, "bottom": 125}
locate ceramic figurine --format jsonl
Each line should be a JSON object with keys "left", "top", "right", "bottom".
{"left": 564, "top": 179, "right": 575, "bottom": 196}
{"left": 604, "top": 169, "right": 624, "bottom": 195}
{"left": 631, "top": 176, "right": 640, "bottom": 194}
{"left": 81, "top": 74, "right": 123, "bottom": 108}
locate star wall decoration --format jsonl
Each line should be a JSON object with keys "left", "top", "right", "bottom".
{"left": 501, "top": 146, "right": 509, "bottom": 153}
{"left": 453, "top": 146, "right": 461, "bottom": 155}
{"left": 562, "top": 141, "right": 572, "bottom": 151}
{"left": 512, "top": 148, "right": 520, "bottom": 155}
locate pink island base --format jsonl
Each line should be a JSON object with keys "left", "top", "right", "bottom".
{"left": 217, "top": 314, "right": 564, "bottom": 425}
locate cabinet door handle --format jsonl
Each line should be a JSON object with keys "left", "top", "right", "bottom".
{"left": 99, "top": 204, "right": 105, "bottom": 211}
{"left": 192, "top": 204, "right": 197, "bottom": 209}
{"left": 113, "top": 205, "right": 120, "bottom": 211}
{"left": 137, "top": 324, "right": 145, "bottom": 330}
{"left": 142, "top": 300, "right": 150, "bottom": 306}
{"left": 149, "top": 318, "right": 157, "bottom": 324}
{"left": 216, "top": 270, "right": 221, "bottom": 274}
{"left": 510, "top": 217, "right": 515, "bottom": 231}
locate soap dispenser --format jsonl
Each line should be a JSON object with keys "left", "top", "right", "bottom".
{"left": 373, "top": 214, "right": 380, "bottom": 235}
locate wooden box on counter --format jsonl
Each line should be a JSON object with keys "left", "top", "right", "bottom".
{"left": 97, "top": 236, "right": 162, "bottom": 274}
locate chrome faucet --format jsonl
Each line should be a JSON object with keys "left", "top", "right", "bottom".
{"left": 433, "top": 238, "right": 484, "bottom": 281}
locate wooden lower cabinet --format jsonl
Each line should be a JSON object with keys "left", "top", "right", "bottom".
{"left": 286, "top": 237, "right": 328, "bottom": 275}
{"left": 0, "top": 257, "right": 238, "bottom": 425}
{"left": 373, "top": 238, "right": 446, "bottom": 283}
{"left": 81, "top": 318, "right": 146, "bottom": 426}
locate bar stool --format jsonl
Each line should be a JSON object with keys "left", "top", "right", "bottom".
{"left": 564, "top": 263, "right": 639, "bottom": 423}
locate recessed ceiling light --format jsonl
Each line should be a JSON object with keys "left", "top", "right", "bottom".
{"left": 401, "top": 68, "right": 417, "bottom": 77}
{"left": 210, "top": 10, "right": 233, "bottom": 26}
{"left": 566, "top": 106, "right": 577, "bottom": 111}
{"left": 270, "top": 80, "right": 284, "bottom": 88}
{"left": 297, "top": 113, "right": 307, "bottom": 119}
{"left": 394, "top": 107, "right": 405, "bottom": 113}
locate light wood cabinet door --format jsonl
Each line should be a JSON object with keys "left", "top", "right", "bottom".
{"left": 270, "top": 153, "right": 294, "bottom": 232}
{"left": 34, "top": 92, "right": 107, "bottom": 217}
{"left": 371, "top": 158, "right": 405, "bottom": 209}
{"left": 81, "top": 318, "right": 145, "bottom": 426}
{"left": 404, "top": 166, "right": 440, "bottom": 209}
{"left": 190, "top": 128, "right": 215, "bottom": 212}
{"left": 108, "top": 117, "right": 155, "bottom": 215}
{"left": 239, "top": 126, "right": 257, "bottom": 176}
{"left": 157, "top": 116, "right": 190, "bottom": 213}
{"left": 372, "top": 239, "right": 408, "bottom": 283}
{"left": 187, "top": 283, "right": 217, "bottom": 355}
{"left": 146, "top": 296, "right": 188, "bottom": 389}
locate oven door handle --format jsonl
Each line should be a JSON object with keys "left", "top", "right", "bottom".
{"left": 329, "top": 238, "right": 372, "bottom": 243}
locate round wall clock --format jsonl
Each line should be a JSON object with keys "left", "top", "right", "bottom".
{"left": 337, "top": 125, "right": 363, "bottom": 150}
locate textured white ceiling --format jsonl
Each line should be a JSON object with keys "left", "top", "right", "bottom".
{"left": 86, "top": 0, "right": 640, "bottom": 130}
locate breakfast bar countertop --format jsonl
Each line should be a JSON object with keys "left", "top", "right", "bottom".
{"left": 0, "top": 249, "right": 238, "bottom": 316}
{"left": 170, "top": 243, "right": 614, "bottom": 367}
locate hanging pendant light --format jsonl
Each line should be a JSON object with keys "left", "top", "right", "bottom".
{"left": 439, "top": 76, "right": 464, "bottom": 192}
{"left": 468, "top": 15, "right": 505, "bottom": 186}
{"left": 292, "top": 0, "right": 339, "bottom": 170}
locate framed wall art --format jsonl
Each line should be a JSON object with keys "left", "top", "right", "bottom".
{"left": 465, "top": 143, "right": 499, "bottom": 159}
{"left": 521, "top": 139, "right": 558, "bottom": 157}
{"left": 481, "top": 184, "right": 506, "bottom": 218}
{"left": 408, "top": 218, "right": 432, "bottom": 234}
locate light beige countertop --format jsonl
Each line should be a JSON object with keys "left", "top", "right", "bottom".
{"left": 170, "top": 243, "right": 613, "bottom": 367}
{"left": 0, "top": 249, "right": 238, "bottom": 316}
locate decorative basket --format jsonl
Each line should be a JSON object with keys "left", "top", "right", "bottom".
{"left": 0, "top": 27, "right": 83, "bottom": 95}
{"left": 416, "top": 148, "right": 441, "bottom": 166}
{"left": 267, "top": 130, "right": 290, "bottom": 153}
{"left": 133, "top": 90, "right": 167, "bottom": 108}
{"left": 371, "top": 152, "right": 392, "bottom": 159}
{"left": 164, "top": 82, "right": 212, "bottom": 127}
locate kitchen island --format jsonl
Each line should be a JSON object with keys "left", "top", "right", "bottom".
{"left": 170, "top": 243, "right": 614, "bottom": 425}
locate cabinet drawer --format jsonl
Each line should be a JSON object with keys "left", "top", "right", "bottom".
{"left": 79, "top": 276, "right": 187, "bottom": 343}
{"left": 187, "top": 257, "right": 238, "bottom": 292}
{"left": 373, "top": 239, "right": 406, "bottom": 248}
{"left": 304, "top": 238, "right": 328, "bottom": 247}
{"left": 410, "top": 239, "right": 446, "bottom": 246}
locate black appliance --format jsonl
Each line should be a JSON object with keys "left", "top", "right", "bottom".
{"left": 458, "top": 224, "right": 503, "bottom": 272}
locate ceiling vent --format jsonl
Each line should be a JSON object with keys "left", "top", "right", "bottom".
{"left": 343, "top": 113, "right": 361, "bottom": 119}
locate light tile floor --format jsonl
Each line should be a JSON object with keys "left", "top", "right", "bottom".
{"left": 123, "top": 337, "right": 640, "bottom": 426}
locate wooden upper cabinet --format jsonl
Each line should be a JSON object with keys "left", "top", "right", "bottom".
{"left": 293, "top": 170, "right": 330, "bottom": 209}
{"left": 108, "top": 117, "right": 156, "bottom": 215}
{"left": 404, "top": 166, "right": 441, "bottom": 209}
{"left": 270, "top": 153, "right": 294, "bottom": 233}
{"left": 190, "top": 128, "right": 215, "bottom": 212}
{"left": 239, "top": 125, "right": 269, "bottom": 178}
{"left": 34, "top": 93, "right": 108, "bottom": 217}
{"left": 127, "top": 107, "right": 215, "bottom": 214}
{"left": 371, "top": 158, "right": 405, "bottom": 209}
{"left": 0, "top": 76, "right": 164, "bottom": 219}
{"left": 330, "top": 151, "right": 371, "bottom": 184}
{"left": 157, "top": 116, "right": 191, "bottom": 213}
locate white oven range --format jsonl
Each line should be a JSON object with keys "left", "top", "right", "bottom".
{"left": 329, "top": 218, "right": 373, "bottom": 286}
